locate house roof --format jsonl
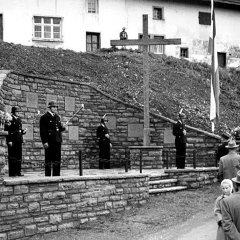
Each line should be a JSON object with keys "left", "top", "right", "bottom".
{"left": 199, "top": 0, "right": 240, "bottom": 6}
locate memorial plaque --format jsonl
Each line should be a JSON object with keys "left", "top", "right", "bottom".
{"left": 128, "top": 124, "right": 143, "bottom": 138}
{"left": 105, "top": 116, "right": 116, "bottom": 130}
{"left": 65, "top": 96, "right": 75, "bottom": 112}
{"left": 22, "top": 124, "right": 33, "bottom": 140}
{"left": 164, "top": 128, "right": 175, "bottom": 144}
{"left": 46, "top": 94, "right": 57, "bottom": 106}
{"left": 68, "top": 126, "right": 79, "bottom": 140}
{"left": 26, "top": 92, "right": 38, "bottom": 108}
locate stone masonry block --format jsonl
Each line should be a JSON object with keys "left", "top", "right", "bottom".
{"left": 0, "top": 233, "right": 7, "bottom": 240}
{"left": 25, "top": 225, "right": 36, "bottom": 236}
{"left": 58, "top": 222, "right": 74, "bottom": 230}
{"left": 24, "top": 193, "right": 41, "bottom": 202}
{"left": 49, "top": 214, "right": 62, "bottom": 224}
{"left": 37, "top": 226, "right": 57, "bottom": 234}
{"left": 7, "top": 230, "right": 24, "bottom": 240}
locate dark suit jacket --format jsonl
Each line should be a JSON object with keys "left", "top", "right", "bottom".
{"left": 218, "top": 153, "right": 240, "bottom": 182}
{"left": 40, "top": 112, "right": 65, "bottom": 144}
{"left": 222, "top": 192, "right": 240, "bottom": 239}
{"left": 4, "top": 115, "right": 25, "bottom": 144}
{"left": 172, "top": 120, "right": 186, "bottom": 144}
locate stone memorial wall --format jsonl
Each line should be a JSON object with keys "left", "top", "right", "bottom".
{"left": 0, "top": 70, "right": 221, "bottom": 172}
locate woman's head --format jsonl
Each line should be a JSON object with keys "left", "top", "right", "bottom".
{"left": 221, "top": 179, "right": 233, "bottom": 196}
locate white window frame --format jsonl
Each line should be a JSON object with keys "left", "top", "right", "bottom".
{"left": 33, "top": 16, "right": 63, "bottom": 41}
{"left": 87, "top": 0, "right": 98, "bottom": 13}
{"left": 153, "top": 6, "right": 164, "bottom": 20}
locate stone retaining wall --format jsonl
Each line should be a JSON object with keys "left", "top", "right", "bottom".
{"left": 165, "top": 167, "right": 219, "bottom": 188}
{"left": 0, "top": 70, "right": 221, "bottom": 172}
{"left": 0, "top": 174, "right": 149, "bottom": 239}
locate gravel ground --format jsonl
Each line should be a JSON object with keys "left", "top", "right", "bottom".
{"left": 29, "top": 183, "right": 221, "bottom": 240}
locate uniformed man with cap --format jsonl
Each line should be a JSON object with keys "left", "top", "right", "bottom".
{"left": 96, "top": 114, "right": 112, "bottom": 169}
{"left": 40, "top": 101, "right": 66, "bottom": 176}
{"left": 4, "top": 106, "right": 27, "bottom": 177}
{"left": 172, "top": 110, "right": 187, "bottom": 169}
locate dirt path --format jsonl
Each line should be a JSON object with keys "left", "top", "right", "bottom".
{"left": 146, "top": 210, "right": 216, "bottom": 240}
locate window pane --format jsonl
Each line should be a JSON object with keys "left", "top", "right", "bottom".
{"left": 53, "top": 18, "right": 61, "bottom": 24}
{"left": 86, "top": 44, "right": 91, "bottom": 51}
{"left": 44, "top": 17, "right": 51, "bottom": 24}
{"left": 92, "top": 43, "right": 97, "bottom": 51}
{"left": 92, "top": 35, "right": 97, "bottom": 43}
{"left": 44, "top": 26, "right": 51, "bottom": 38}
{"left": 34, "top": 32, "right": 41, "bottom": 38}
{"left": 35, "top": 25, "right": 41, "bottom": 31}
{"left": 53, "top": 33, "right": 60, "bottom": 39}
{"left": 34, "top": 17, "right": 41, "bottom": 23}
{"left": 53, "top": 26, "right": 60, "bottom": 33}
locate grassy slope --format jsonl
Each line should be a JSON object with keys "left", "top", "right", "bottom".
{"left": 0, "top": 41, "right": 239, "bottom": 134}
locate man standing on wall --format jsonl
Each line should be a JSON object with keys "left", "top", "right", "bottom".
{"left": 97, "top": 114, "right": 112, "bottom": 169}
{"left": 172, "top": 110, "right": 187, "bottom": 169}
{"left": 40, "top": 101, "right": 66, "bottom": 176}
{"left": 4, "top": 106, "right": 27, "bottom": 177}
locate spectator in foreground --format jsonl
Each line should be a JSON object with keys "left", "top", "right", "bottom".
{"left": 221, "top": 171, "right": 240, "bottom": 239}
{"left": 214, "top": 179, "right": 233, "bottom": 240}
{"left": 218, "top": 139, "right": 240, "bottom": 183}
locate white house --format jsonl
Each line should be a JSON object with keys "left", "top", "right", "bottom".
{"left": 0, "top": 0, "right": 240, "bottom": 67}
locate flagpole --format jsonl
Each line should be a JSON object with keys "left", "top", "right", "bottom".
{"left": 209, "top": 0, "right": 220, "bottom": 133}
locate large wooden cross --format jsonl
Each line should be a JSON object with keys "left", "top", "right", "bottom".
{"left": 111, "top": 14, "right": 181, "bottom": 146}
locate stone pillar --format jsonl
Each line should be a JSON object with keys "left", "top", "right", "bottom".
{"left": 0, "top": 131, "right": 7, "bottom": 182}
{"left": 129, "top": 146, "right": 163, "bottom": 169}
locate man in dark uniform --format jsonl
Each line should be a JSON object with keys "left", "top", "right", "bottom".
{"left": 4, "top": 106, "right": 27, "bottom": 177}
{"left": 97, "top": 115, "right": 112, "bottom": 169}
{"left": 172, "top": 111, "right": 187, "bottom": 169}
{"left": 216, "top": 133, "right": 230, "bottom": 166}
{"left": 40, "top": 101, "right": 66, "bottom": 176}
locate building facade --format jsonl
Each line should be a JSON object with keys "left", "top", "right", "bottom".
{"left": 0, "top": 0, "right": 240, "bottom": 67}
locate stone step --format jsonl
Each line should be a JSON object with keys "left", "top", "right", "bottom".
{"left": 149, "top": 173, "right": 171, "bottom": 181}
{"left": 149, "top": 186, "right": 188, "bottom": 195}
{"left": 149, "top": 178, "right": 178, "bottom": 189}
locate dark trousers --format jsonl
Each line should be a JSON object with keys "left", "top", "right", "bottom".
{"left": 99, "top": 139, "right": 110, "bottom": 169}
{"left": 45, "top": 142, "right": 61, "bottom": 176}
{"left": 175, "top": 142, "right": 186, "bottom": 169}
{"left": 8, "top": 142, "right": 22, "bottom": 176}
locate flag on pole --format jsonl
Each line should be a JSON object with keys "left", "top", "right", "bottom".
{"left": 208, "top": 0, "right": 220, "bottom": 133}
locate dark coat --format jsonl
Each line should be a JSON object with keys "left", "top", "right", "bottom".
{"left": 222, "top": 192, "right": 240, "bottom": 239}
{"left": 97, "top": 124, "right": 111, "bottom": 160}
{"left": 4, "top": 115, "right": 25, "bottom": 144}
{"left": 216, "top": 142, "right": 229, "bottom": 163}
{"left": 40, "top": 112, "right": 65, "bottom": 144}
{"left": 172, "top": 120, "right": 187, "bottom": 144}
{"left": 218, "top": 152, "right": 240, "bottom": 182}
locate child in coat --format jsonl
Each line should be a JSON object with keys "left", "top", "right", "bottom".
{"left": 214, "top": 179, "right": 234, "bottom": 240}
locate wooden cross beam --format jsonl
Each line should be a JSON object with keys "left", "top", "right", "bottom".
{"left": 111, "top": 15, "right": 181, "bottom": 146}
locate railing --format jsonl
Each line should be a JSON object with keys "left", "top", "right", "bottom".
{"left": 163, "top": 146, "right": 216, "bottom": 169}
